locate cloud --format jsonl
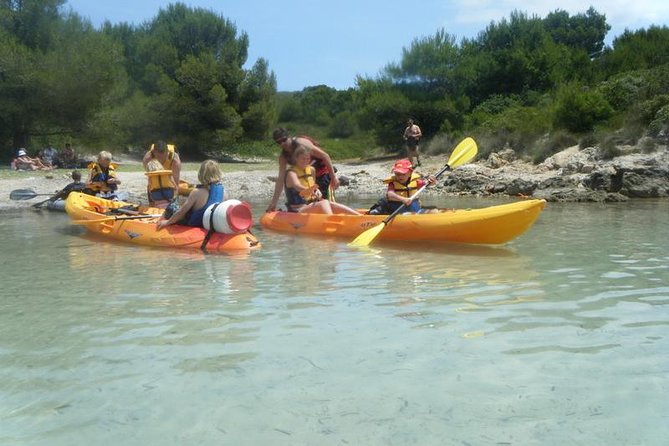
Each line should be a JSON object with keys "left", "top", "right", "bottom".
{"left": 447, "top": 0, "right": 668, "bottom": 39}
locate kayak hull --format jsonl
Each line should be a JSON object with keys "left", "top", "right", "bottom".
{"left": 260, "top": 199, "right": 545, "bottom": 244}
{"left": 65, "top": 192, "right": 260, "bottom": 253}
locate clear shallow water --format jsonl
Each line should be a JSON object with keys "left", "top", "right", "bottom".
{"left": 1, "top": 198, "right": 668, "bottom": 445}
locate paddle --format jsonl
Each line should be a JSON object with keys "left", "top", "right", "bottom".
{"left": 32, "top": 197, "right": 55, "bottom": 209}
{"left": 348, "top": 137, "right": 478, "bottom": 248}
{"left": 72, "top": 214, "right": 163, "bottom": 225}
{"left": 9, "top": 189, "right": 55, "bottom": 201}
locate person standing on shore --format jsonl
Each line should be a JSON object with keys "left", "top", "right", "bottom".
{"left": 266, "top": 128, "right": 340, "bottom": 212}
{"left": 403, "top": 119, "right": 423, "bottom": 168}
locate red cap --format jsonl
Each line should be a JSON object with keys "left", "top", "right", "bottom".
{"left": 392, "top": 159, "right": 413, "bottom": 174}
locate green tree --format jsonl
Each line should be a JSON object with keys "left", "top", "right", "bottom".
{"left": 0, "top": 2, "right": 124, "bottom": 153}
{"left": 104, "top": 2, "right": 275, "bottom": 153}
{"left": 239, "top": 58, "right": 277, "bottom": 139}
{"left": 543, "top": 7, "right": 610, "bottom": 56}
{"left": 598, "top": 26, "right": 669, "bottom": 76}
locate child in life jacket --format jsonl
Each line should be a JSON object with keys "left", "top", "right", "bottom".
{"left": 145, "top": 158, "right": 175, "bottom": 208}
{"left": 368, "top": 158, "right": 436, "bottom": 215}
{"left": 284, "top": 145, "right": 360, "bottom": 215}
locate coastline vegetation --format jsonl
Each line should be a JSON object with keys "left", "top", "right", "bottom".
{"left": 1, "top": 2, "right": 668, "bottom": 164}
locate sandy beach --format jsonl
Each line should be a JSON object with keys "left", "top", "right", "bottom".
{"left": 1, "top": 155, "right": 415, "bottom": 211}
{"left": 5, "top": 143, "right": 667, "bottom": 211}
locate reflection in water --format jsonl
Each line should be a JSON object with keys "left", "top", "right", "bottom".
{"left": 1, "top": 201, "right": 668, "bottom": 445}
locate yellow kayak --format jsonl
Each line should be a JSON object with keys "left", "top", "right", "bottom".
{"left": 65, "top": 192, "right": 260, "bottom": 253}
{"left": 260, "top": 199, "right": 546, "bottom": 244}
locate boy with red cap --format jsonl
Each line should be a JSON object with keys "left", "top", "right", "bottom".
{"left": 368, "top": 158, "right": 436, "bottom": 215}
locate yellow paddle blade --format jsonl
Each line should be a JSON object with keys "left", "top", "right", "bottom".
{"left": 447, "top": 137, "right": 478, "bottom": 169}
{"left": 348, "top": 222, "right": 387, "bottom": 247}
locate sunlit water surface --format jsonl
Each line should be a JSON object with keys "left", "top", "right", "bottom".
{"left": 1, "top": 198, "right": 667, "bottom": 445}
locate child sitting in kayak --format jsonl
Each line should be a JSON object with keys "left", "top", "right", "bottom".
{"left": 368, "top": 158, "right": 436, "bottom": 215}
{"left": 284, "top": 145, "right": 360, "bottom": 215}
{"left": 51, "top": 170, "right": 86, "bottom": 201}
{"left": 157, "top": 159, "right": 225, "bottom": 229}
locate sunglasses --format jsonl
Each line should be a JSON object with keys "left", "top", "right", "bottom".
{"left": 274, "top": 137, "right": 288, "bottom": 144}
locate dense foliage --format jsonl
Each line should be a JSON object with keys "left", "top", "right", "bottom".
{"left": 1, "top": 3, "right": 668, "bottom": 162}
{"left": 0, "top": 1, "right": 276, "bottom": 159}
{"left": 280, "top": 9, "right": 669, "bottom": 160}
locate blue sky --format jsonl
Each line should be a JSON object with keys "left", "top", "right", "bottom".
{"left": 65, "top": 0, "right": 668, "bottom": 91}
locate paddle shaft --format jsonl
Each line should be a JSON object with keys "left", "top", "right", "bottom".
{"left": 72, "top": 214, "right": 163, "bottom": 224}
{"left": 32, "top": 197, "right": 54, "bottom": 208}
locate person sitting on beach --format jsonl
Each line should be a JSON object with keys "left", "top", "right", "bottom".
{"left": 145, "top": 158, "right": 175, "bottom": 209}
{"left": 13, "top": 149, "right": 52, "bottom": 171}
{"left": 368, "top": 158, "right": 436, "bottom": 215}
{"left": 39, "top": 144, "right": 59, "bottom": 168}
{"left": 51, "top": 170, "right": 86, "bottom": 201}
{"left": 59, "top": 143, "right": 78, "bottom": 168}
{"left": 157, "top": 160, "right": 225, "bottom": 229}
{"left": 284, "top": 145, "right": 360, "bottom": 215}
{"left": 267, "top": 127, "right": 340, "bottom": 212}
{"left": 84, "top": 151, "right": 120, "bottom": 199}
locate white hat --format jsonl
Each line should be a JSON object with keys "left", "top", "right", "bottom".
{"left": 17, "top": 149, "right": 27, "bottom": 156}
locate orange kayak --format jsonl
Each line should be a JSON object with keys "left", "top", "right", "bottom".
{"left": 260, "top": 199, "right": 545, "bottom": 244}
{"left": 178, "top": 180, "right": 195, "bottom": 196}
{"left": 65, "top": 192, "right": 260, "bottom": 253}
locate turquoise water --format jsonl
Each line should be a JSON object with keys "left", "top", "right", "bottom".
{"left": 1, "top": 198, "right": 668, "bottom": 445}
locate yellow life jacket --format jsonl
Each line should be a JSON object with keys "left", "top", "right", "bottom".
{"left": 86, "top": 162, "right": 118, "bottom": 192}
{"left": 384, "top": 172, "right": 422, "bottom": 198}
{"left": 149, "top": 143, "right": 176, "bottom": 170}
{"left": 286, "top": 165, "right": 318, "bottom": 205}
{"left": 145, "top": 169, "right": 176, "bottom": 190}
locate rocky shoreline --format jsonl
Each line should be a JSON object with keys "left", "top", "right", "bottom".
{"left": 442, "top": 144, "right": 669, "bottom": 202}
{"left": 2, "top": 144, "right": 668, "bottom": 211}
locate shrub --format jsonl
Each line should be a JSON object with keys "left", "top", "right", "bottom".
{"left": 599, "top": 137, "right": 622, "bottom": 160}
{"left": 553, "top": 83, "right": 614, "bottom": 132}
{"left": 648, "top": 104, "right": 669, "bottom": 137}
{"left": 329, "top": 111, "right": 357, "bottom": 138}
{"left": 530, "top": 130, "right": 578, "bottom": 163}
{"left": 579, "top": 133, "right": 599, "bottom": 149}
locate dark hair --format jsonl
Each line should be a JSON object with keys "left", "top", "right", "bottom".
{"left": 155, "top": 140, "right": 167, "bottom": 151}
{"left": 71, "top": 170, "right": 81, "bottom": 181}
{"left": 272, "top": 128, "right": 289, "bottom": 141}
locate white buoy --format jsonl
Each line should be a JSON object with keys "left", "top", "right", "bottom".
{"left": 202, "top": 199, "right": 253, "bottom": 234}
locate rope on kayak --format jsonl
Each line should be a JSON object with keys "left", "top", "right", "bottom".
{"left": 200, "top": 201, "right": 222, "bottom": 252}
